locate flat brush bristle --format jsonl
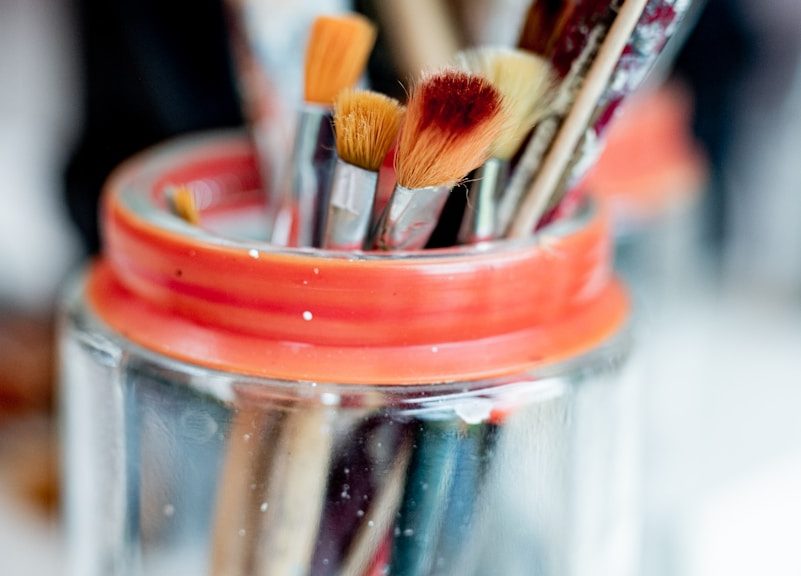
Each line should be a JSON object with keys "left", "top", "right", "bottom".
{"left": 334, "top": 89, "right": 405, "bottom": 172}
{"left": 458, "top": 48, "right": 555, "bottom": 160}
{"left": 305, "top": 14, "right": 377, "bottom": 106}
{"left": 396, "top": 70, "right": 504, "bottom": 189}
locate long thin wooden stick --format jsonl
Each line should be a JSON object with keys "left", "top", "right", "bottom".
{"left": 507, "top": 0, "right": 648, "bottom": 238}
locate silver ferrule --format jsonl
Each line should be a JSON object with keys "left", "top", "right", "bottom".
{"left": 274, "top": 106, "right": 335, "bottom": 247}
{"left": 372, "top": 184, "right": 452, "bottom": 251}
{"left": 458, "top": 158, "right": 508, "bottom": 244}
{"left": 322, "top": 160, "right": 379, "bottom": 250}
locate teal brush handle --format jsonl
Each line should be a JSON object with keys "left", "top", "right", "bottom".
{"left": 389, "top": 420, "right": 460, "bottom": 576}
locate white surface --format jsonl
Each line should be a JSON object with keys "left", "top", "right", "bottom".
{"left": 0, "top": 0, "right": 80, "bottom": 310}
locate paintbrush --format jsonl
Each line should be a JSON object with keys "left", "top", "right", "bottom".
{"left": 271, "top": 14, "right": 376, "bottom": 248}
{"left": 508, "top": 0, "right": 652, "bottom": 237}
{"left": 502, "top": 0, "right": 692, "bottom": 235}
{"left": 323, "top": 89, "right": 405, "bottom": 250}
{"left": 455, "top": 47, "right": 555, "bottom": 243}
{"left": 497, "top": 0, "right": 617, "bottom": 236}
{"left": 371, "top": 69, "right": 505, "bottom": 251}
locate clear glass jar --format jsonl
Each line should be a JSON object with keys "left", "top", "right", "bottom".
{"left": 61, "top": 132, "right": 638, "bottom": 576}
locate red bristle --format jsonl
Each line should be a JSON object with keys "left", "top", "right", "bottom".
{"left": 416, "top": 72, "right": 503, "bottom": 133}
{"left": 396, "top": 70, "right": 504, "bottom": 189}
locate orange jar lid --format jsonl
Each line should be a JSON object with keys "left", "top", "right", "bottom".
{"left": 88, "top": 132, "right": 629, "bottom": 385}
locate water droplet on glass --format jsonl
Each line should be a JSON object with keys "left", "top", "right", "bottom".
{"left": 163, "top": 504, "right": 174, "bottom": 517}
{"left": 302, "top": 310, "right": 313, "bottom": 321}
{"left": 238, "top": 529, "right": 246, "bottom": 537}
{"left": 260, "top": 502, "right": 269, "bottom": 512}
{"left": 248, "top": 249, "right": 259, "bottom": 259}
{"left": 357, "top": 509, "right": 365, "bottom": 517}
{"left": 403, "top": 528, "right": 414, "bottom": 537}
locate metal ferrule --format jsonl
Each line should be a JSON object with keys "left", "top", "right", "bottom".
{"left": 322, "top": 159, "right": 379, "bottom": 250}
{"left": 372, "top": 184, "right": 452, "bottom": 251}
{"left": 458, "top": 158, "right": 508, "bottom": 244}
{"left": 273, "top": 105, "right": 335, "bottom": 247}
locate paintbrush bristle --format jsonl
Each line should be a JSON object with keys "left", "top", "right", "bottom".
{"left": 334, "top": 89, "right": 405, "bottom": 172}
{"left": 396, "top": 70, "right": 505, "bottom": 189}
{"left": 305, "top": 14, "right": 377, "bottom": 106}
{"left": 517, "top": 0, "right": 576, "bottom": 56}
{"left": 169, "top": 186, "right": 200, "bottom": 225}
{"left": 458, "top": 48, "right": 555, "bottom": 160}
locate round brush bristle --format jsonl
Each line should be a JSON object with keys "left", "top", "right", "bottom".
{"left": 396, "top": 70, "right": 505, "bottom": 190}
{"left": 458, "top": 47, "right": 555, "bottom": 160}
{"left": 304, "top": 14, "right": 377, "bottom": 106}
{"left": 334, "top": 89, "right": 405, "bottom": 172}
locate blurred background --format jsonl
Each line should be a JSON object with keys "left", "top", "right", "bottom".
{"left": 1, "top": 0, "right": 801, "bottom": 574}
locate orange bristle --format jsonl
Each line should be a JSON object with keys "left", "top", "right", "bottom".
{"left": 170, "top": 186, "right": 200, "bottom": 225}
{"left": 395, "top": 70, "right": 505, "bottom": 189}
{"left": 334, "top": 89, "right": 405, "bottom": 171}
{"left": 304, "top": 14, "right": 377, "bottom": 106}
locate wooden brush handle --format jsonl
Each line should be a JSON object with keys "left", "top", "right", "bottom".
{"left": 374, "top": 0, "right": 461, "bottom": 78}
{"left": 508, "top": 0, "right": 648, "bottom": 238}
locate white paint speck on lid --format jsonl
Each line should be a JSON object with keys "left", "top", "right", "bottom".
{"left": 431, "top": 346, "right": 439, "bottom": 353}
{"left": 313, "top": 267, "right": 320, "bottom": 275}
{"left": 248, "top": 249, "right": 260, "bottom": 259}
{"left": 302, "top": 310, "right": 313, "bottom": 321}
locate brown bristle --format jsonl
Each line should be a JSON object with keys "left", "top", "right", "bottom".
{"left": 517, "top": 0, "right": 576, "bottom": 56}
{"left": 334, "top": 89, "right": 405, "bottom": 172}
{"left": 396, "top": 70, "right": 505, "bottom": 189}
{"left": 304, "top": 14, "right": 377, "bottom": 106}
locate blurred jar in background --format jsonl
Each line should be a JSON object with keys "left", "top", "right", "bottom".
{"left": 582, "top": 83, "right": 709, "bottom": 307}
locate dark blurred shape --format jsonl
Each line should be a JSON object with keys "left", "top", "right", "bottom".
{"left": 0, "top": 312, "right": 54, "bottom": 420}
{"left": 64, "top": 0, "right": 244, "bottom": 254}
{"left": 672, "top": 0, "right": 755, "bottom": 254}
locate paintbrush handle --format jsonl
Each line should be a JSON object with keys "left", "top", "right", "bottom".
{"left": 389, "top": 420, "right": 461, "bottom": 576}
{"left": 508, "top": 0, "right": 648, "bottom": 238}
{"left": 458, "top": 159, "right": 507, "bottom": 244}
{"left": 339, "top": 440, "right": 413, "bottom": 576}
{"left": 210, "top": 408, "right": 285, "bottom": 576}
{"left": 253, "top": 406, "right": 335, "bottom": 575}
{"left": 272, "top": 107, "right": 336, "bottom": 247}
{"left": 372, "top": 184, "right": 452, "bottom": 251}
{"left": 323, "top": 160, "right": 379, "bottom": 250}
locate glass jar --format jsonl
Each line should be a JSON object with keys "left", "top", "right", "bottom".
{"left": 61, "top": 132, "right": 638, "bottom": 576}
